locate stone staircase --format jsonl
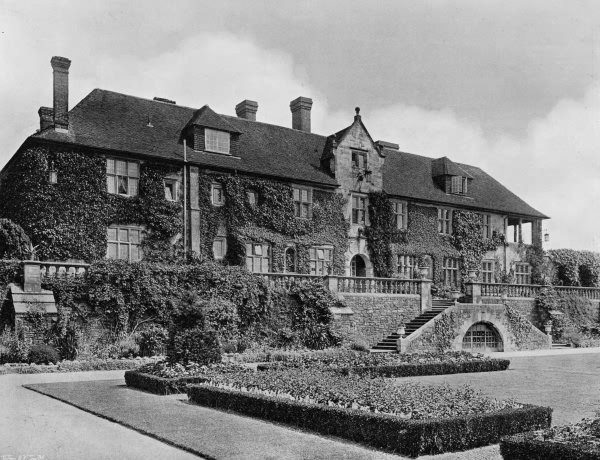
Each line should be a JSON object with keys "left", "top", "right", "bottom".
{"left": 370, "top": 299, "right": 454, "bottom": 352}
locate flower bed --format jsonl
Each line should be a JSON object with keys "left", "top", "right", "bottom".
{"left": 187, "top": 380, "right": 551, "bottom": 457}
{"left": 0, "top": 356, "right": 159, "bottom": 375}
{"left": 500, "top": 416, "right": 600, "bottom": 460}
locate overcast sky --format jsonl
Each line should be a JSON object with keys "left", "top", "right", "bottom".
{"left": 1, "top": 0, "right": 599, "bottom": 250}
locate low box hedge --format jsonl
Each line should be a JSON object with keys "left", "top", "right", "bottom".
{"left": 124, "top": 370, "right": 208, "bottom": 395}
{"left": 257, "top": 358, "right": 510, "bottom": 377}
{"left": 500, "top": 433, "right": 600, "bottom": 460}
{"left": 187, "top": 383, "right": 551, "bottom": 458}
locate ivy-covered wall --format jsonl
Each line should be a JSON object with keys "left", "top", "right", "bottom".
{"left": 0, "top": 145, "right": 182, "bottom": 262}
{"left": 194, "top": 173, "right": 349, "bottom": 275}
{"left": 365, "top": 192, "right": 505, "bottom": 285}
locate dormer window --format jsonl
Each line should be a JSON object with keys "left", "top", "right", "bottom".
{"left": 205, "top": 129, "right": 230, "bottom": 154}
{"left": 450, "top": 176, "right": 468, "bottom": 195}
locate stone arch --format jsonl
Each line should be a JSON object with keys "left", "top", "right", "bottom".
{"left": 451, "top": 310, "right": 513, "bottom": 352}
{"left": 346, "top": 252, "right": 374, "bottom": 277}
{"left": 460, "top": 321, "right": 504, "bottom": 352}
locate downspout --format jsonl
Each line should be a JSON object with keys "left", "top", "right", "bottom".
{"left": 183, "top": 138, "right": 187, "bottom": 257}
{"left": 503, "top": 216, "right": 508, "bottom": 277}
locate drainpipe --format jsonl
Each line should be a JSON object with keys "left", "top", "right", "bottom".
{"left": 183, "top": 139, "right": 187, "bottom": 257}
{"left": 503, "top": 216, "right": 508, "bottom": 276}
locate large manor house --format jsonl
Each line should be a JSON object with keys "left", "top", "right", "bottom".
{"left": 0, "top": 57, "right": 555, "bottom": 352}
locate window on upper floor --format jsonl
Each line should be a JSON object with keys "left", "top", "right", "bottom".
{"left": 293, "top": 187, "right": 313, "bottom": 219}
{"left": 515, "top": 263, "right": 531, "bottom": 285}
{"left": 482, "top": 260, "right": 494, "bottom": 283}
{"left": 107, "top": 158, "right": 139, "bottom": 197}
{"left": 482, "top": 214, "right": 491, "bottom": 238}
{"left": 107, "top": 226, "right": 143, "bottom": 262}
{"left": 393, "top": 201, "right": 408, "bottom": 230}
{"left": 164, "top": 179, "right": 178, "bottom": 201}
{"left": 213, "top": 236, "right": 227, "bottom": 260}
{"left": 352, "top": 195, "right": 367, "bottom": 225}
{"left": 205, "top": 128, "right": 230, "bottom": 154}
{"left": 247, "top": 190, "right": 257, "bottom": 207}
{"left": 246, "top": 243, "right": 271, "bottom": 273}
{"left": 450, "top": 176, "right": 468, "bottom": 195}
{"left": 352, "top": 151, "right": 367, "bottom": 169}
{"left": 309, "top": 246, "right": 332, "bottom": 275}
{"left": 438, "top": 208, "right": 452, "bottom": 234}
{"left": 443, "top": 257, "right": 460, "bottom": 288}
{"left": 212, "top": 183, "right": 225, "bottom": 206}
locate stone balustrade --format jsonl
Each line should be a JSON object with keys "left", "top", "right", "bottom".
{"left": 479, "top": 283, "right": 542, "bottom": 298}
{"left": 260, "top": 273, "right": 325, "bottom": 290}
{"left": 554, "top": 285, "right": 600, "bottom": 300}
{"left": 336, "top": 276, "right": 422, "bottom": 295}
{"left": 39, "top": 261, "right": 89, "bottom": 277}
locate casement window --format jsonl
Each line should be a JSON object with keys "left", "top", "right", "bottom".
{"left": 515, "top": 263, "right": 532, "bottom": 285}
{"left": 213, "top": 237, "right": 227, "bottom": 260}
{"left": 397, "top": 255, "right": 415, "bottom": 278}
{"left": 284, "top": 246, "right": 297, "bottom": 273}
{"left": 245, "top": 243, "right": 271, "bottom": 273}
{"left": 482, "top": 260, "right": 494, "bottom": 283}
{"left": 351, "top": 151, "right": 367, "bottom": 169}
{"left": 212, "top": 183, "right": 225, "bottom": 206}
{"left": 107, "top": 226, "right": 142, "bottom": 262}
{"left": 450, "top": 176, "right": 468, "bottom": 195}
{"left": 205, "top": 129, "right": 230, "bottom": 154}
{"left": 438, "top": 208, "right": 452, "bottom": 234}
{"left": 309, "top": 246, "right": 332, "bottom": 275}
{"left": 293, "top": 187, "right": 313, "bottom": 218}
{"left": 107, "top": 158, "right": 139, "bottom": 196}
{"left": 164, "top": 179, "right": 178, "bottom": 201}
{"left": 393, "top": 201, "right": 408, "bottom": 230}
{"left": 482, "top": 214, "right": 491, "bottom": 238}
{"left": 247, "top": 190, "right": 257, "bottom": 206}
{"left": 352, "top": 195, "right": 367, "bottom": 225}
{"left": 443, "top": 257, "right": 460, "bottom": 287}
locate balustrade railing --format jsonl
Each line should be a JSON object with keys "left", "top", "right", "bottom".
{"left": 260, "top": 273, "right": 325, "bottom": 290}
{"left": 337, "top": 276, "right": 422, "bottom": 295}
{"left": 40, "top": 261, "right": 89, "bottom": 277}
{"left": 554, "top": 286, "right": 600, "bottom": 300}
{"left": 480, "top": 283, "right": 542, "bottom": 298}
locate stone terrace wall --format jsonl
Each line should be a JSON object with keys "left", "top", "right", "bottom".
{"left": 481, "top": 297, "right": 540, "bottom": 326}
{"left": 331, "top": 293, "right": 420, "bottom": 346}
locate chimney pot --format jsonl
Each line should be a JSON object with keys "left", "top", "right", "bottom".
{"left": 235, "top": 100, "right": 258, "bottom": 121}
{"left": 50, "top": 56, "right": 71, "bottom": 131}
{"left": 290, "top": 97, "right": 313, "bottom": 132}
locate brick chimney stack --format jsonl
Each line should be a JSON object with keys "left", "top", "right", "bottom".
{"left": 235, "top": 100, "right": 258, "bottom": 121}
{"left": 290, "top": 97, "right": 313, "bottom": 132}
{"left": 50, "top": 56, "right": 71, "bottom": 131}
{"left": 38, "top": 107, "right": 54, "bottom": 131}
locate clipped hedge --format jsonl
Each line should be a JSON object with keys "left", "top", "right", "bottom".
{"left": 340, "top": 359, "right": 510, "bottom": 377}
{"left": 500, "top": 433, "right": 600, "bottom": 460}
{"left": 124, "top": 370, "right": 208, "bottom": 395}
{"left": 187, "top": 384, "right": 551, "bottom": 458}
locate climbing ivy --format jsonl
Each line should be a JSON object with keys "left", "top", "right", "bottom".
{"left": 195, "top": 173, "right": 349, "bottom": 275}
{"left": 432, "top": 310, "right": 460, "bottom": 352}
{"left": 546, "top": 249, "right": 600, "bottom": 287}
{"left": 364, "top": 191, "right": 402, "bottom": 277}
{"left": 504, "top": 304, "right": 536, "bottom": 348}
{"left": 0, "top": 145, "right": 182, "bottom": 262}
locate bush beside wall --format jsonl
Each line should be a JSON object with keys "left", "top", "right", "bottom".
{"left": 340, "top": 359, "right": 510, "bottom": 377}
{"left": 187, "top": 384, "right": 551, "bottom": 458}
{"left": 500, "top": 433, "right": 600, "bottom": 460}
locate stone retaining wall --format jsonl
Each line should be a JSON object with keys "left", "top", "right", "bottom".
{"left": 331, "top": 293, "right": 420, "bottom": 346}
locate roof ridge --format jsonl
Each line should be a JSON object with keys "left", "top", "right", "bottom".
{"left": 90, "top": 88, "right": 199, "bottom": 112}
{"left": 220, "top": 114, "right": 329, "bottom": 140}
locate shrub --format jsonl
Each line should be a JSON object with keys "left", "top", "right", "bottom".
{"left": 350, "top": 338, "right": 370, "bottom": 352}
{"left": 0, "top": 329, "right": 31, "bottom": 363}
{"left": 167, "top": 328, "right": 221, "bottom": 365}
{"left": 108, "top": 336, "right": 140, "bottom": 358}
{"left": 124, "top": 370, "right": 209, "bottom": 395}
{"left": 52, "top": 323, "right": 80, "bottom": 360}
{"left": 0, "top": 219, "right": 31, "bottom": 259}
{"left": 137, "top": 324, "right": 168, "bottom": 357}
{"left": 28, "top": 343, "right": 60, "bottom": 364}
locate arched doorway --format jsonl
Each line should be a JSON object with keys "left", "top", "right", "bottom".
{"left": 350, "top": 254, "right": 367, "bottom": 277}
{"left": 462, "top": 322, "right": 503, "bottom": 352}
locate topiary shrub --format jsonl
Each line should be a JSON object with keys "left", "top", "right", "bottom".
{"left": 0, "top": 219, "right": 31, "bottom": 260}
{"left": 167, "top": 328, "right": 221, "bottom": 365}
{"left": 28, "top": 343, "right": 60, "bottom": 364}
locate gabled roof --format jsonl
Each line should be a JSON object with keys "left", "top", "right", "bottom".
{"left": 32, "top": 89, "right": 337, "bottom": 186}
{"left": 431, "top": 156, "right": 474, "bottom": 179}
{"left": 383, "top": 150, "right": 548, "bottom": 219}
{"left": 187, "top": 105, "right": 242, "bottom": 133}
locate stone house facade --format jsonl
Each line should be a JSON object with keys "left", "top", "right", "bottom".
{"left": 0, "top": 56, "right": 548, "bottom": 288}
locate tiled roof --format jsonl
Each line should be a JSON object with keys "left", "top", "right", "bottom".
{"left": 34, "top": 89, "right": 337, "bottom": 186}
{"left": 382, "top": 149, "right": 548, "bottom": 219}
{"left": 31, "top": 88, "right": 547, "bottom": 218}
{"left": 431, "top": 156, "right": 474, "bottom": 179}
